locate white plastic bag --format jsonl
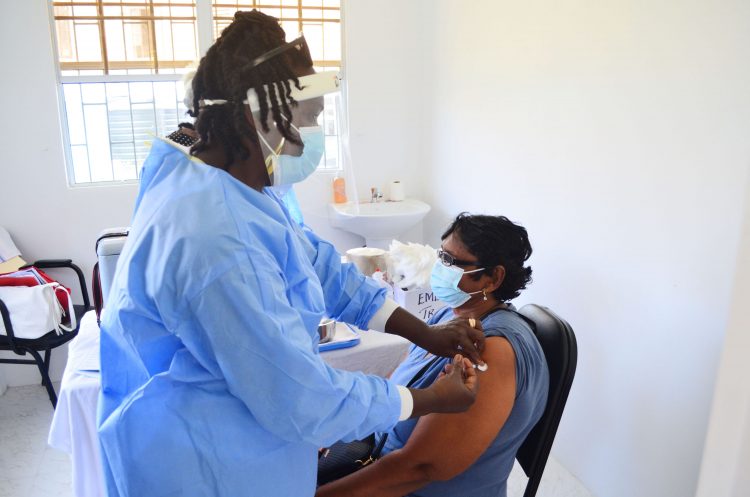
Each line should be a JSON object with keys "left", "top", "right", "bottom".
{"left": 0, "top": 283, "right": 76, "bottom": 339}
{"left": 388, "top": 240, "right": 438, "bottom": 290}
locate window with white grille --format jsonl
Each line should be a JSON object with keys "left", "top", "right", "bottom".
{"left": 50, "top": 0, "right": 342, "bottom": 185}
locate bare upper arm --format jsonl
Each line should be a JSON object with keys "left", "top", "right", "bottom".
{"left": 315, "top": 336, "right": 518, "bottom": 497}
{"left": 397, "top": 336, "right": 517, "bottom": 480}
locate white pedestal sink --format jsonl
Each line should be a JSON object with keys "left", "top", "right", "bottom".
{"left": 328, "top": 199, "right": 431, "bottom": 249}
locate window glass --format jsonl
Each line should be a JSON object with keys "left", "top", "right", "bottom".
{"left": 52, "top": 0, "right": 341, "bottom": 185}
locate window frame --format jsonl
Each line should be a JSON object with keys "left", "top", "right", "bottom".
{"left": 49, "top": 0, "right": 345, "bottom": 188}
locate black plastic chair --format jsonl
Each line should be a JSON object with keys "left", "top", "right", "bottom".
{"left": 0, "top": 259, "right": 90, "bottom": 408}
{"left": 515, "top": 304, "right": 578, "bottom": 497}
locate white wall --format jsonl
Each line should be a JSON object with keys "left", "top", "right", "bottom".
{"left": 421, "top": 2, "right": 750, "bottom": 497}
{"left": 5, "top": 2, "right": 750, "bottom": 495}
{"left": 0, "top": 0, "right": 139, "bottom": 385}
{"left": 696, "top": 172, "right": 750, "bottom": 497}
{"left": 294, "top": 0, "right": 430, "bottom": 248}
{"left": 0, "top": 0, "right": 428, "bottom": 385}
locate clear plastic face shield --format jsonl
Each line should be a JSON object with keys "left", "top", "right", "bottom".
{"left": 200, "top": 35, "right": 342, "bottom": 187}
{"left": 249, "top": 70, "right": 341, "bottom": 187}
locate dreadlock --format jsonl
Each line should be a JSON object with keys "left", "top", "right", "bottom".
{"left": 188, "top": 10, "right": 306, "bottom": 169}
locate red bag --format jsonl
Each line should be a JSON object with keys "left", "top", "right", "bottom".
{"left": 0, "top": 267, "right": 72, "bottom": 321}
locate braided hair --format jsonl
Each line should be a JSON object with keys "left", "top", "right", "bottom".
{"left": 188, "top": 10, "right": 308, "bottom": 169}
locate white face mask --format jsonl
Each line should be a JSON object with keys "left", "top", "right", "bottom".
{"left": 258, "top": 123, "right": 325, "bottom": 187}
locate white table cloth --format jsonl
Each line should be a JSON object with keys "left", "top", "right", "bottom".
{"left": 48, "top": 311, "right": 410, "bottom": 497}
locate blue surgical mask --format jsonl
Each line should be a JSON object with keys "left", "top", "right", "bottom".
{"left": 430, "top": 260, "right": 485, "bottom": 308}
{"left": 260, "top": 124, "right": 325, "bottom": 187}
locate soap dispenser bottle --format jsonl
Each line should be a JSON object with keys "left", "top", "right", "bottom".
{"left": 332, "top": 176, "right": 347, "bottom": 203}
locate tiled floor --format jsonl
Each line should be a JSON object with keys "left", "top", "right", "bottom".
{"left": 0, "top": 384, "right": 72, "bottom": 497}
{"left": 1, "top": 384, "right": 593, "bottom": 497}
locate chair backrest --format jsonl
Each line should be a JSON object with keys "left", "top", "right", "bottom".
{"left": 94, "top": 228, "right": 129, "bottom": 317}
{"left": 515, "top": 304, "right": 578, "bottom": 497}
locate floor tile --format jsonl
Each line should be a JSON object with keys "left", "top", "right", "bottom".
{"left": 1, "top": 384, "right": 594, "bottom": 497}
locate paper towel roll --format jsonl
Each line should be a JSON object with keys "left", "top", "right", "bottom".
{"left": 389, "top": 180, "right": 405, "bottom": 202}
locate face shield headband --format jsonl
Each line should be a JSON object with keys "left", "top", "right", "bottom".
{"left": 198, "top": 34, "right": 340, "bottom": 111}
{"left": 249, "top": 34, "right": 312, "bottom": 68}
{"left": 199, "top": 70, "right": 341, "bottom": 111}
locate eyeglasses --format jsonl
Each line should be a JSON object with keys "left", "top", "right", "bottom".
{"left": 437, "top": 249, "right": 482, "bottom": 268}
{"left": 250, "top": 34, "right": 313, "bottom": 69}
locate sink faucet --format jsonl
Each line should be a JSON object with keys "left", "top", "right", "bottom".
{"left": 370, "top": 187, "right": 383, "bottom": 203}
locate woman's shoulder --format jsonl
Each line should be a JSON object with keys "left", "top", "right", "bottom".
{"left": 481, "top": 307, "right": 544, "bottom": 365}
{"left": 482, "top": 306, "right": 548, "bottom": 393}
{"left": 481, "top": 306, "right": 532, "bottom": 338}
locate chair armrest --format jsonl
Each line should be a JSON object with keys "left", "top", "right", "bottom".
{"left": 0, "top": 297, "right": 23, "bottom": 354}
{"left": 22, "top": 259, "right": 91, "bottom": 311}
{"left": 28, "top": 259, "right": 73, "bottom": 268}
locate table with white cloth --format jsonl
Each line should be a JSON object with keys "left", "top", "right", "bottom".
{"left": 48, "top": 311, "right": 410, "bottom": 497}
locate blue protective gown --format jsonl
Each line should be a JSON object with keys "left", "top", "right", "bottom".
{"left": 97, "top": 138, "right": 402, "bottom": 497}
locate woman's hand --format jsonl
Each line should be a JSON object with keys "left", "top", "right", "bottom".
{"left": 421, "top": 318, "right": 486, "bottom": 366}
{"left": 384, "top": 309, "right": 486, "bottom": 366}
{"left": 409, "top": 355, "right": 478, "bottom": 417}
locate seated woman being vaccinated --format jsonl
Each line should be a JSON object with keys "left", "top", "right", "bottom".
{"left": 317, "top": 213, "right": 549, "bottom": 497}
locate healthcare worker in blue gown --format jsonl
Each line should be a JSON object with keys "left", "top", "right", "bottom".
{"left": 97, "top": 10, "right": 486, "bottom": 497}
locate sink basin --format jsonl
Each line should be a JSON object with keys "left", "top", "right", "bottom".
{"left": 328, "top": 199, "right": 431, "bottom": 248}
